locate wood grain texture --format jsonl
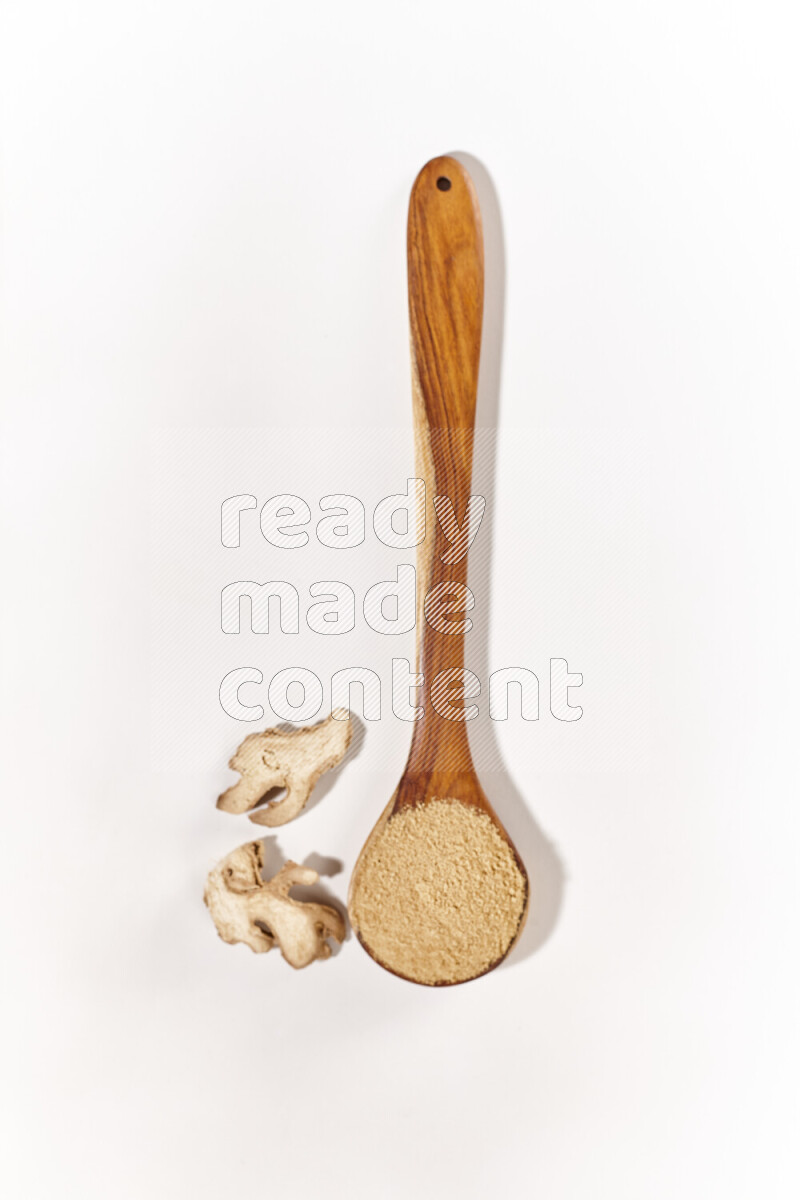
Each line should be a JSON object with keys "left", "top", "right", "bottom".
{"left": 348, "top": 155, "right": 529, "bottom": 984}
{"left": 403, "top": 155, "right": 484, "bottom": 786}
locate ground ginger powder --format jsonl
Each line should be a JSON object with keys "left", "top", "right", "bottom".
{"left": 350, "top": 798, "right": 527, "bottom": 985}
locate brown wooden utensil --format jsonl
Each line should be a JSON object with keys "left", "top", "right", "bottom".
{"left": 348, "top": 155, "right": 529, "bottom": 985}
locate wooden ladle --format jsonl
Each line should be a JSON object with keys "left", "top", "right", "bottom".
{"left": 348, "top": 155, "right": 529, "bottom": 984}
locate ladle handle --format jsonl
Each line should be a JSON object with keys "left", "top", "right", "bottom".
{"left": 406, "top": 155, "right": 484, "bottom": 775}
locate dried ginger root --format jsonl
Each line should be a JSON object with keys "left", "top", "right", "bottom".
{"left": 217, "top": 709, "right": 352, "bottom": 827}
{"left": 204, "top": 841, "right": 345, "bottom": 968}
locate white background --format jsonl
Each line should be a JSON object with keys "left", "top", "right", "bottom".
{"left": 2, "top": 3, "right": 799, "bottom": 1197}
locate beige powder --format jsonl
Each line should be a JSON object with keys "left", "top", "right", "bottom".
{"left": 349, "top": 798, "right": 527, "bottom": 985}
